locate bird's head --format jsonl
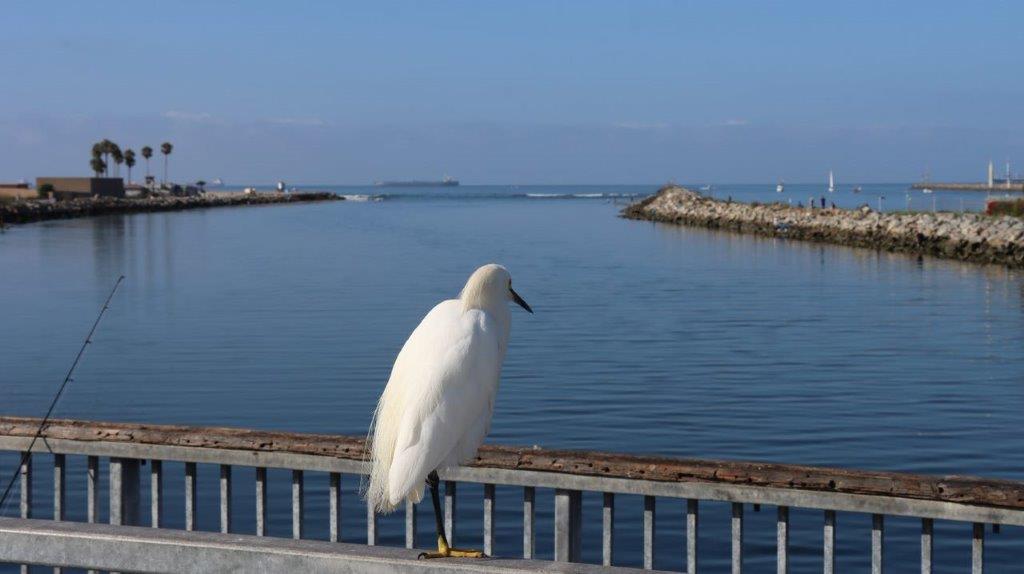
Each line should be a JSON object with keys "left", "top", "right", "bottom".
{"left": 460, "top": 264, "right": 533, "bottom": 314}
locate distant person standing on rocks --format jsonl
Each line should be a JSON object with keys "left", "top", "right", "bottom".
{"left": 820, "top": 196, "right": 826, "bottom": 208}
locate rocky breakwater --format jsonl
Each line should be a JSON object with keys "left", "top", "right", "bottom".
{"left": 0, "top": 191, "right": 340, "bottom": 226}
{"left": 622, "top": 186, "right": 1024, "bottom": 268}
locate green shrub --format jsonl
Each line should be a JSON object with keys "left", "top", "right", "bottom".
{"left": 986, "top": 198, "right": 1024, "bottom": 217}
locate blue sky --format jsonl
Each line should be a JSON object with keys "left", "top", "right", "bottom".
{"left": 3, "top": 1, "right": 1022, "bottom": 184}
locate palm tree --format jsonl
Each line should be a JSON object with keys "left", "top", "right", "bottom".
{"left": 160, "top": 142, "right": 173, "bottom": 184}
{"left": 98, "top": 139, "right": 115, "bottom": 176}
{"left": 111, "top": 145, "right": 124, "bottom": 177}
{"left": 124, "top": 149, "right": 136, "bottom": 184}
{"left": 141, "top": 146, "right": 153, "bottom": 178}
{"left": 90, "top": 157, "right": 106, "bottom": 177}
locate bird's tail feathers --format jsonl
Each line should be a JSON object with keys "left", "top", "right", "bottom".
{"left": 364, "top": 389, "right": 403, "bottom": 514}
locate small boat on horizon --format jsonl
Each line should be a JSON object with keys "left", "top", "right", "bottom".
{"left": 828, "top": 170, "right": 835, "bottom": 193}
{"left": 853, "top": 186, "right": 862, "bottom": 194}
{"left": 922, "top": 187, "right": 934, "bottom": 194}
{"left": 776, "top": 182, "right": 785, "bottom": 193}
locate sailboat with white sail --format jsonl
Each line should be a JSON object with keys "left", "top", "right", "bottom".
{"left": 828, "top": 170, "right": 835, "bottom": 193}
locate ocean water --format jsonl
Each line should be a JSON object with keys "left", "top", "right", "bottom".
{"left": 2, "top": 184, "right": 1024, "bottom": 572}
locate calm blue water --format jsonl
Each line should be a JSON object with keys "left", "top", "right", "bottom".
{"left": 2, "top": 184, "right": 1024, "bottom": 572}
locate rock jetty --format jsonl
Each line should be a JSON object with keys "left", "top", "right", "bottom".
{"left": 0, "top": 192, "right": 340, "bottom": 226}
{"left": 622, "top": 186, "right": 1024, "bottom": 268}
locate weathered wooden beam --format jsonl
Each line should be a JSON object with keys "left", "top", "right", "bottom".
{"left": 4, "top": 417, "right": 1024, "bottom": 511}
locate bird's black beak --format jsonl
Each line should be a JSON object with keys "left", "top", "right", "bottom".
{"left": 510, "top": 288, "right": 533, "bottom": 314}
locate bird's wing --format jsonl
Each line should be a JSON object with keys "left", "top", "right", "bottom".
{"left": 384, "top": 302, "right": 503, "bottom": 506}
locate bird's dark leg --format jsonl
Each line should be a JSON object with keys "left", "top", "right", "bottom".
{"left": 417, "top": 471, "right": 484, "bottom": 559}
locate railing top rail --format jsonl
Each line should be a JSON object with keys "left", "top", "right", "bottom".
{"left": 2, "top": 416, "right": 1023, "bottom": 512}
{"left": 0, "top": 517, "right": 660, "bottom": 573}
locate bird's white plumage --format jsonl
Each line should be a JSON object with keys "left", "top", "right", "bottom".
{"left": 366, "top": 265, "right": 515, "bottom": 513}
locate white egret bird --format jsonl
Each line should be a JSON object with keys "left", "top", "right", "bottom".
{"left": 366, "top": 264, "right": 532, "bottom": 559}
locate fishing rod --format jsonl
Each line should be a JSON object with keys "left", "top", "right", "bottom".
{"left": 0, "top": 275, "right": 125, "bottom": 512}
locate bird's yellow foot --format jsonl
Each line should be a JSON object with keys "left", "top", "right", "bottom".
{"left": 418, "top": 536, "right": 485, "bottom": 559}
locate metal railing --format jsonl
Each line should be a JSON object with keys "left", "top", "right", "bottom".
{"left": 0, "top": 416, "right": 1022, "bottom": 573}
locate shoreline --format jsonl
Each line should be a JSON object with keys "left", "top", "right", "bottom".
{"left": 0, "top": 191, "right": 341, "bottom": 226}
{"left": 622, "top": 185, "right": 1024, "bottom": 268}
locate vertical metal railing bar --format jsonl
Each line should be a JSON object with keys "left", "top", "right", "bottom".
{"left": 86, "top": 455, "right": 98, "bottom": 574}
{"left": 823, "top": 510, "right": 836, "bottom": 574}
{"left": 219, "top": 465, "right": 232, "bottom": 534}
{"left": 602, "top": 492, "right": 614, "bottom": 567}
{"left": 16, "top": 452, "right": 30, "bottom": 572}
{"left": 109, "top": 458, "right": 123, "bottom": 526}
{"left": 109, "top": 458, "right": 140, "bottom": 527}
{"left": 184, "top": 462, "right": 197, "bottom": 531}
{"left": 444, "top": 481, "right": 457, "bottom": 547}
{"left": 920, "top": 518, "right": 932, "bottom": 574}
{"left": 523, "top": 486, "right": 535, "bottom": 559}
{"left": 687, "top": 499, "right": 698, "bottom": 574}
{"left": 777, "top": 506, "right": 789, "bottom": 574}
{"left": 19, "top": 452, "right": 31, "bottom": 520}
{"left": 53, "top": 454, "right": 65, "bottom": 521}
{"left": 330, "top": 472, "right": 342, "bottom": 543}
{"left": 553, "top": 488, "right": 582, "bottom": 562}
{"left": 871, "top": 514, "right": 884, "bottom": 574}
{"left": 643, "top": 495, "right": 655, "bottom": 570}
{"left": 86, "top": 456, "right": 98, "bottom": 524}
{"left": 150, "top": 460, "right": 162, "bottom": 528}
{"left": 53, "top": 454, "right": 66, "bottom": 574}
{"left": 367, "top": 498, "right": 378, "bottom": 546}
{"left": 972, "top": 522, "right": 983, "bottom": 574}
{"left": 405, "top": 498, "right": 417, "bottom": 549}
{"left": 483, "top": 483, "right": 496, "bottom": 557}
{"left": 731, "top": 502, "right": 743, "bottom": 574}
{"left": 291, "top": 469, "right": 304, "bottom": 540}
{"left": 255, "top": 467, "right": 267, "bottom": 536}
{"left": 18, "top": 453, "right": 30, "bottom": 574}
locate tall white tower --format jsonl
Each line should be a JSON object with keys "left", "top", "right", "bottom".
{"left": 988, "top": 160, "right": 995, "bottom": 188}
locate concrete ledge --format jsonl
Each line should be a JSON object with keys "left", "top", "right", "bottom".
{"left": 0, "top": 518, "right": 660, "bottom": 573}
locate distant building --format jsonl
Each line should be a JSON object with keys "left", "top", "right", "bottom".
{"left": 0, "top": 182, "right": 34, "bottom": 200}
{"left": 35, "top": 177, "right": 125, "bottom": 200}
